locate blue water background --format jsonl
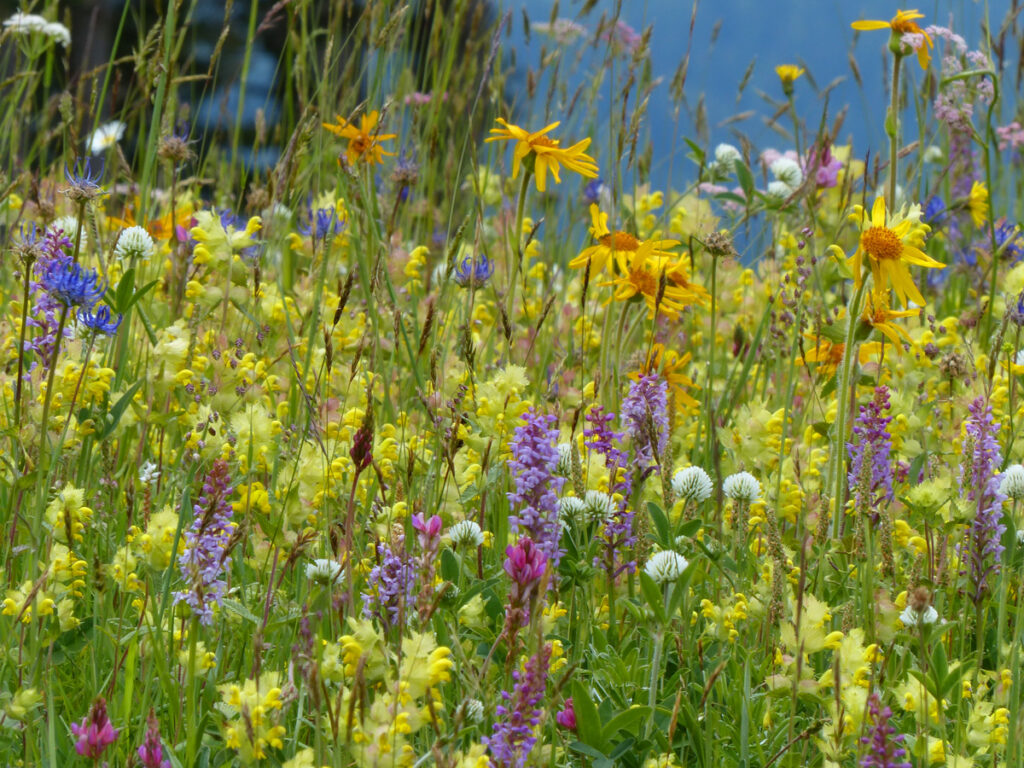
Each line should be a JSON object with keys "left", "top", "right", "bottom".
{"left": 508, "top": 0, "right": 1017, "bottom": 193}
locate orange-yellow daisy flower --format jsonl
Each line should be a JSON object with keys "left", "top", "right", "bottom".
{"left": 797, "top": 336, "right": 883, "bottom": 375}
{"left": 861, "top": 288, "right": 917, "bottom": 350}
{"left": 603, "top": 247, "right": 702, "bottom": 319}
{"left": 485, "top": 118, "right": 598, "bottom": 192}
{"left": 322, "top": 110, "right": 396, "bottom": 165}
{"left": 847, "top": 197, "right": 943, "bottom": 308}
{"left": 851, "top": 9, "right": 934, "bottom": 69}
{"left": 569, "top": 204, "right": 679, "bottom": 276}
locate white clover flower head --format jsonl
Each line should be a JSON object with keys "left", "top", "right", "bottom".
{"left": 770, "top": 157, "right": 803, "bottom": 188}
{"left": 115, "top": 226, "right": 155, "bottom": 263}
{"left": 714, "top": 143, "right": 741, "bottom": 167}
{"left": 644, "top": 550, "right": 689, "bottom": 585}
{"left": 49, "top": 216, "right": 87, "bottom": 252}
{"left": 723, "top": 471, "right": 761, "bottom": 504}
{"left": 556, "top": 442, "right": 573, "bottom": 476}
{"left": 899, "top": 604, "right": 939, "bottom": 627}
{"left": 671, "top": 466, "right": 714, "bottom": 503}
{"left": 139, "top": 461, "right": 160, "bottom": 486}
{"left": 999, "top": 464, "right": 1024, "bottom": 500}
{"left": 583, "top": 490, "right": 616, "bottom": 524}
{"left": 923, "top": 145, "right": 944, "bottom": 163}
{"left": 558, "top": 496, "right": 587, "bottom": 525}
{"left": 87, "top": 121, "right": 126, "bottom": 154}
{"left": 457, "top": 698, "right": 485, "bottom": 724}
{"left": 305, "top": 558, "right": 344, "bottom": 586}
{"left": 448, "top": 519, "right": 484, "bottom": 548}
{"left": 766, "top": 180, "right": 794, "bottom": 200}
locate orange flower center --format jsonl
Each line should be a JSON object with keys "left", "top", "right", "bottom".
{"left": 861, "top": 226, "right": 903, "bottom": 261}
{"left": 628, "top": 268, "right": 658, "bottom": 296}
{"left": 531, "top": 135, "right": 558, "bottom": 149}
{"left": 890, "top": 19, "right": 922, "bottom": 35}
{"left": 599, "top": 232, "right": 641, "bottom": 251}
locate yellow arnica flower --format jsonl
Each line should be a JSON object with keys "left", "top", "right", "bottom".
{"left": 847, "top": 197, "right": 943, "bottom": 307}
{"left": 967, "top": 181, "right": 989, "bottom": 228}
{"left": 603, "top": 248, "right": 704, "bottom": 319}
{"left": 570, "top": 204, "right": 678, "bottom": 276}
{"left": 851, "top": 9, "right": 934, "bottom": 69}
{"left": 323, "top": 110, "right": 396, "bottom": 165}
{"left": 861, "top": 288, "right": 917, "bottom": 350}
{"left": 486, "top": 118, "right": 598, "bottom": 192}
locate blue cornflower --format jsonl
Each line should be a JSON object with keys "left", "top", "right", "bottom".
{"left": 924, "top": 195, "right": 946, "bottom": 226}
{"left": 64, "top": 157, "right": 104, "bottom": 200}
{"left": 40, "top": 258, "right": 105, "bottom": 308}
{"left": 299, "top": 207, "right": 345, "bottom": 243}
{"left": 390, "top": 148, "right": 419, "bottom": 202}
{"left": 994, "top": 219, "right": 1023, "bottom": 261}
{"left": 453, "top": 253, "right": 494, "bottom": 287}
{"left": 583, "top": 178, "right": 607, "bottom": 205}
{"left": 78, "top": 304, "right": 122, "bottom": 335}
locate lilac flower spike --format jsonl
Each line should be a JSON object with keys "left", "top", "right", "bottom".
{"left": 961, "top": 397, "right": 1007, "bottom": 604}
{"left": 174, "top": 460, "right": 235, "bottom": 625}
{"left": 621, "top": 374, "right": 669, "bottom": 471}
{"left": 486, "top": 642, "right": 552, "bottom": 768}
{"left": 860, "top": 694, "right": 912, "bottom": 768}
{"left": 847, "top": 386, "right": 894, "bottom": 518}
{"left": 507, "top": 409, "right": 566, "bottom": 567}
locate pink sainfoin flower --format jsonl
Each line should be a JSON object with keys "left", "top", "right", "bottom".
{"left": 137, "top": 710, "right": 171, "bottom": 768}
{"left": 71, "top": 697, "right": 119, "bottom": 759}
{"left": 556, "top": 698, "right": 578, "bottom": 730}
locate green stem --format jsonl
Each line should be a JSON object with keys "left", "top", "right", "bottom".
{"left": 184, "top": 618, "right": 199, "bottom": 765}
{"left": 886, "top": 52, "right": 903, "bottom": 210}
{"left": 13, "top": 257, "right": 34, "bottom": 431}
{"left": 38, "top": 306, "right": 70, "bottom": 457}
{"left": 829, "top": 276, "right": 869, "bottom": 538}
{"left": 645, "top": 628, "right": 665, "bottom": 737}
{"left": 505, "top": 170, "right": 532, "bottom": 328}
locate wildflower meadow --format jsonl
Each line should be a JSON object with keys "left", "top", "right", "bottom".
{"left": 2, "top": 1, "right": 1024, "bottom": 766}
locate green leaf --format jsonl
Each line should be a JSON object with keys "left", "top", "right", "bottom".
{"left": 812, "top": 421, "right": 830, "bottom": 438}
{"left": 114, "top": 268, "right": 135, "bottom": 312}
{"left": 602, "top": 707, "right": 651, "bottom": 741}
{"left": 222, "top": 599, "right": 260, "bottom": 624}
{"left": 100, "top": 379, "right": 145, "bottom": 439}
{"left": 908, "top": 452, "right": 928, "bottom": 484}
{"left": 684, "top": 138, "right": 706, "bottom": 164}
{"left": 676, "top": 696, "right": 706, "bottom": 768}
{"left": 568, "top": 742, "right": 607, "bottom": 761}
{"left": 571, "top": 681, "right": 607, "bottom": 752}
{"left": 817, "top": 321, "right": 847, "bottom": 344}
{"left": 639, "top": 571, "right": 668, "bottom": 625}
{"left": 734, "top": 161, "right": 755, "bottom": 201}
{"left": 648, "top": 501, "right": 670, "bottom": 546}
{"left": 440, "top": 549, "right": 459, "bottom": 583}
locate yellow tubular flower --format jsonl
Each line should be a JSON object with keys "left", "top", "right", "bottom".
{"left": 967, "top": 180, "right": 989, "bottom": 227}
{"left": 485, "top": 118, "right": 598, "bottom": 192}
{"left": 851, "top": 9, "right": 934, "bottom": 69}
{"left": 322, "top": 110, "right": 396, "bottom": 165}
{"left": 847, "top": 197, "right": 943, "bottom": 307}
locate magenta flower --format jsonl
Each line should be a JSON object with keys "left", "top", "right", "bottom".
{"left": 137, "top": 709, "right": 171, "bottom": 768}
{"left": 70, "top": 697, "right": 119, "bottom": 759}
{"left": 503, "top": 538, "right": 548, "bottom": 587}
{"left": 556, "top": 698, "right": 577, "bottom": 731}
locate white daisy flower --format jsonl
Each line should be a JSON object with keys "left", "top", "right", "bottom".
{"left": 86, "top": 121, "right": 126, "bottom": 154}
